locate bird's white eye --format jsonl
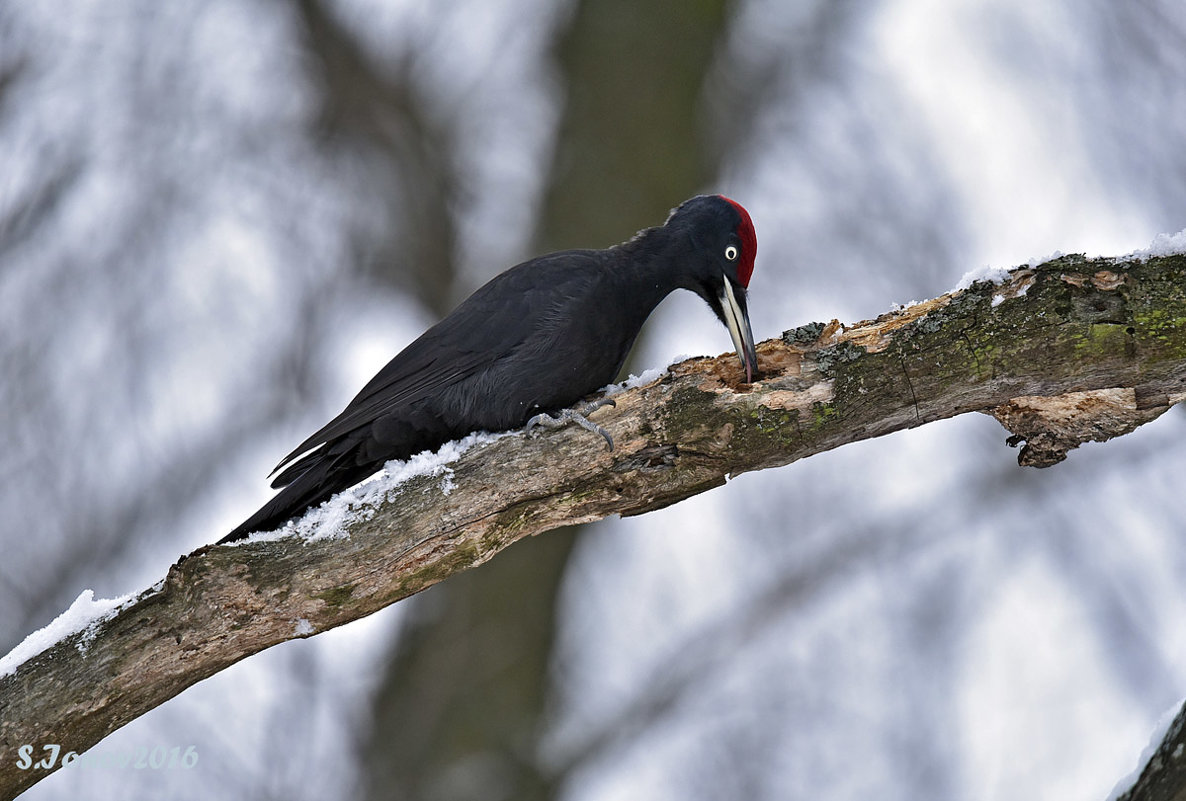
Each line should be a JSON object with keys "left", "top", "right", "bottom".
{"left": 725, "top": 245, "right": 739, "bottom": 261}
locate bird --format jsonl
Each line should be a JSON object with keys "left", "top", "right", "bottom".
{"left": 220, "top": 194, "right": 757, "bottom": 543}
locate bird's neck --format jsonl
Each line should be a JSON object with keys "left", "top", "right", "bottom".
{"left": 612, "top": 224, "right": 689, "bottom": 306}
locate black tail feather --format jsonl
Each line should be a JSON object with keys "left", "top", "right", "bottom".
{"left": 219, "top": 456, "right": 373, "bottom": 544}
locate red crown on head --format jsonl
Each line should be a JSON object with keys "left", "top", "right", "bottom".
{"left": 719, "top": 196, "right": 756, "bottom": 287}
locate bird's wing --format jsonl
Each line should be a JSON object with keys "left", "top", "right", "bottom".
{"left": 272, "top": 251, "right": 601, "bottom": 474}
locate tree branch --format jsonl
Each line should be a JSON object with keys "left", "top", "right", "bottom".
{"left": 2, "top": 251, "right": 1185, "bottom": 799}
{"left": 1114, "top": 697, "right": 1186, "bottom": 801}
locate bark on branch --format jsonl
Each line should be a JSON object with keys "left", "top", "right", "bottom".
{"left": 1114, "top": 698, "right": 1186, "bottom": 801}
{"left": 2, "top": 252, "right": 1185, "bottom": 799}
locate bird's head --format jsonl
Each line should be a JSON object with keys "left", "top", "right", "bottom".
{"left": 666, "top": 194, "right": 759, "bottom": 382}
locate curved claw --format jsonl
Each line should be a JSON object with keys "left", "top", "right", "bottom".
{"left": 580, "top": 398, "right": 617, "bottom": 415}
{"left": 525, "top": 412, "right": 555, "bottom": 434}
{"left": 525, "top": 398, "right": 616, "bottom": 451}
{"left": 577, "top": 416, "right": 613, "bottom": 451}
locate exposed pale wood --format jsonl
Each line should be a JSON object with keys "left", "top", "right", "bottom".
{"left": 2, "top": 252, "right": 1185, "bottom": 800}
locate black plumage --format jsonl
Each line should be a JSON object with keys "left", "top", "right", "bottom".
{"left": 221, "top": 194, "right": 757, "bottom": 542}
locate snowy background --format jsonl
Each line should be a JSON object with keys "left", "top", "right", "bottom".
{"left": 2, "top": 0, "right": 1185, "bottom": 799}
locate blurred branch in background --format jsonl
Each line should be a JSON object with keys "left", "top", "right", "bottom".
{"left": 295, "top": 0, "right": 458, "bottom": 316}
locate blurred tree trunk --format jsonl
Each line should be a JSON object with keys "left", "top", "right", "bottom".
{"left": 361, "top": 2, "right": 729, "bottom": 799}
{"left": 295, "top": 0, "right": 458, "bottom": 317}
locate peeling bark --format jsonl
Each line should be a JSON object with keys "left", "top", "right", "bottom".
{"left": 1, "top": 251, "right": 1184, "bottom": 800}
{"left": 990, "top": 388, "right": 1177, "bottom": 466}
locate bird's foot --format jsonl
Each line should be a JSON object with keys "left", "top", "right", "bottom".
{"left": 527, "top": 398, "right": 617, "bottom": 451}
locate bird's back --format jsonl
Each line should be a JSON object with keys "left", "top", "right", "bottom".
{"left": 274, "top": 247, "right": 651, "bottom": 482}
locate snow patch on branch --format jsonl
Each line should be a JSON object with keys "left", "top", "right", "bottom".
{"left": 1107, "top": 698, "right": 1185, "bottom": 801}
{"left": 953, "top": 228, "right": 1185, "bottom": 301}
{"left": 0, "top": 589, "right": 139, "bottom": 678}
{"left": 231, "top": 431, "right": 510, "bottom": 545}
{"left": 955, "top": 263, "right": 1014, "bottom": 291}
{"left": 1027, "top": 250, "right": 1067, "bottom": 268}
{"left": 604, "top": 368, "right": 667, "bottom": 396}
{"left": 1124, "top": 228, "right": 1186, "bottom": 261}
{"left": 991, "top": 276, "right": 1033, "bottom": 307}
{"left": 602, "top": 354, "right": 692, "bottom": 396}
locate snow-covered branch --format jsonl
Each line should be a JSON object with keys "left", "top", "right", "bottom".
{"left": 1112, "top": 697, "right": 1186, "bottom": 801}
{"left": 2, "top": 249, "right": 1185, "bottom": 800}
